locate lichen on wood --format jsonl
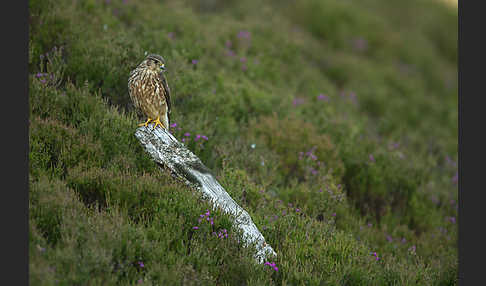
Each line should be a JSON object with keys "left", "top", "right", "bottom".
{"left": 134, "top": 126, "right": 277, "bottom": 263}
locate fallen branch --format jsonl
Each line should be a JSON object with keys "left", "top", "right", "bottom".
{"left": 134, "top": 126, "right": 277, "bottom": 263}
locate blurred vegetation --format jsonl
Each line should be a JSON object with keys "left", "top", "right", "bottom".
{"left": 29, "top": 0, "right": 457, "bottom": 284}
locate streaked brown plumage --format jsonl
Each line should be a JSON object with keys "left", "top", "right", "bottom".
{"left": 128, "top": 54, "right": 171, "bottom": 129}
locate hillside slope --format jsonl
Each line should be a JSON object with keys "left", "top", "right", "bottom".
{"left": 29, "top": 0, "right": 457, "bottom": 284}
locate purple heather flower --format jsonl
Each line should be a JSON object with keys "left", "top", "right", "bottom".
{"left": 138, "top": 261, "right": 144, "bottom": 268}
{"left": 138, "top": 279, "right": 143, "bottom": 284}
{"left": 35, "top": 72, "right": 43, "bottom": 78}
{"left": 184, "top": 132, "right": 191, "bottom": 137}
{"left": 331, "top": 212, "right": 336, "bottom": 217}
{"left": 401, "top": 237, "right": 407, "bottom": 244}
{"left": 317, "top": 93, "right": 329, "bottom": 101}
{"left": 195, "top": 134, "right": 201, "bottom": 141}
{"left": 192, "top": 59, "right": 198, "bottom": 65}
{"left": 201, "top": 135, "right": 209, "bottom": 141}
{"left": 368, "top": 223, "right": 372, "bottom": 227}
{"left": 445, "top": 155, "right": 457, "bottom": 167}
{"left": 386, "top": 235, "right": 393, "bottom": 242}
{"left": 448, "top": 216, "right": 456, "bottom": 224}
{"left": 225, "top": 40, "right": 232, "bottom": 47}
{"left": 369, "top": 154, "right": 375, "bottom": 163}
{"left": 264, "top": 262, "right": 278, "bottom": 271}
{"left": 205, "top": 210, "right": 210, "bottom": 216}
{"left": 240, "top": 57, "right": 247, "bottom": 63}
{"left": 167, "top": 32, "right": 174, "bottom": 39}
{"left": 318, "top": 189, "right": 323, "bottom": 193}
{"left": 371, "top": 252, "right": 380, "bottom": 261}
{"left": 409, "top": 245, "right": 416, "bottom": 254}
{"left": 452, "top": 172, "right": 458, "bottom": 184}
{"left": 296, "top": 208, "right": 301, "bottom": 213}
{"left": 389, "top": 142, "right": 400, "bottom": 150}
{"left": 237, "top": 30, "right": 251, "bottom": 39}
{"left": 305, "top": 150, "right": 317, "bottom": 160}
{"left": 170, "top": 123, "right": 177, "bottom": 128}
{"left": 193, "top": 226, "right": 199, "bottom": 230}
{"left": 292, "top": 97, "right": 305, "bottom": 106}
{"left": 225, "top": 49, "right": 235, "bottom": 57}
{"left": 282, "top": 210, "right": 287, "bottom": 215}
{"left": 352, "top": 37, "right": 368, "bottom": 52}
{"left": 40, "top": 79, "right": 47, "bottom": 84}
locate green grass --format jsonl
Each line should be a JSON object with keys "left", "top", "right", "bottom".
{"left": 29, "top": 0, "right": 457, "bottom": 284}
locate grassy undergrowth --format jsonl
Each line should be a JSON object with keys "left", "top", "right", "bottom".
{"left": 29, "top": 0, "right": 457, "bottom": 284}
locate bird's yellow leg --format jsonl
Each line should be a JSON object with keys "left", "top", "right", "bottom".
{"left": 139, "top": 118, "right": 152, "bottom": 127}
{"left": 152, "top": 117, "right": 165, "bottom": 129}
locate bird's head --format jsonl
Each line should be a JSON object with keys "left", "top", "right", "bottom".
{"left": 144, "top": 54, "right": 166, "bottom": 72}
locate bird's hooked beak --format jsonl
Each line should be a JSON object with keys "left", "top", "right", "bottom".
{"left": 160, "top": 63, "right": 166, "bottom": 71}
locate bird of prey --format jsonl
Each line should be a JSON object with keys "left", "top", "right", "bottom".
{"left": 128, "top": 54, "right": 171, "bottom": 129}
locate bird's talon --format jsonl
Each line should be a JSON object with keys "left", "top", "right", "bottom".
{"left": 152, "top": 117, "right": 165, "bottom": 129}
{"left": 139, "top": 118, "right": 153, "bottom": 127}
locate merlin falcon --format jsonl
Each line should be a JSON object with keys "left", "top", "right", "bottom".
{"left": 128, "top": 54, "right": 171, "bottom": 129}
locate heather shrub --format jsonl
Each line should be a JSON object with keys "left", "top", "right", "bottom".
{"left": 29, "top": 0, "right": 457, "bottom": 284}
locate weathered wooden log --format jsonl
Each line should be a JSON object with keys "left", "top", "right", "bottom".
{"left": 134, "top": 126, "right": 277, "bottom": 263}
